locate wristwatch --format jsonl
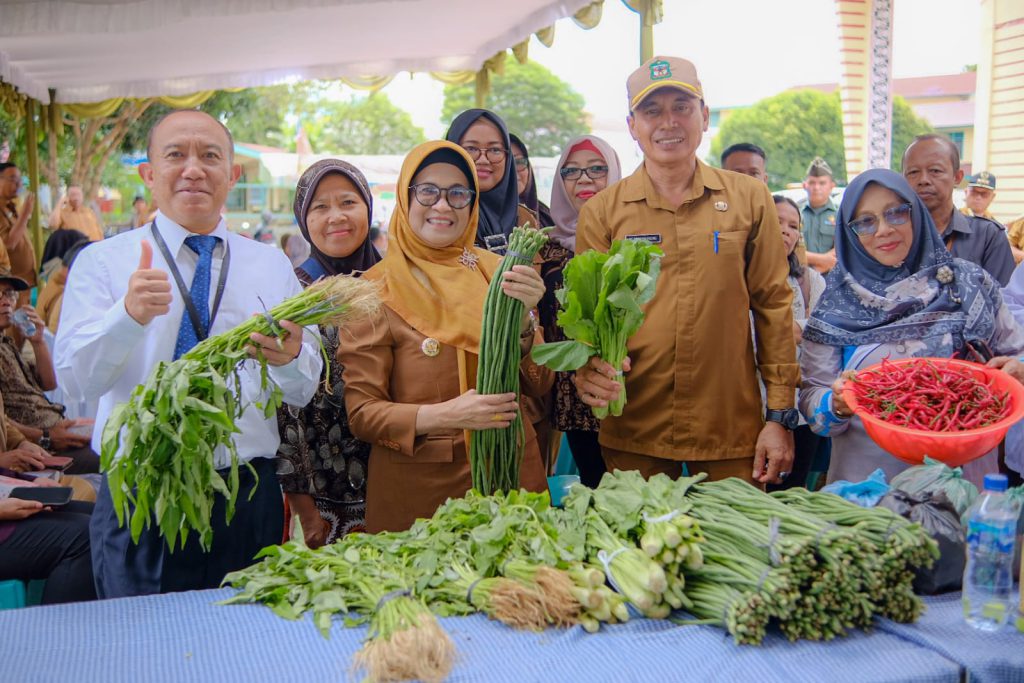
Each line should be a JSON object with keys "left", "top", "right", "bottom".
{"left": 765, "top": 408, "right": 800, "bottom": 430}
{"left": 39, "top": 428, "right": 52, "bottom": 450}
{"left": 520, "top": 310, "right": 539, "bottom": 339}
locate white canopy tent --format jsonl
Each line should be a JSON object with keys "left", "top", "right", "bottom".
{"left": 0, "top": 0, "right": 600, "bottom": 104}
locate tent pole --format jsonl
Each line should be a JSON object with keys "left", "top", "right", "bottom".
{"left": 639, "top": 0, "right": 654, "bottom": 62}
{"left": 23, "top": 98, "right": 43, "bottom": 266}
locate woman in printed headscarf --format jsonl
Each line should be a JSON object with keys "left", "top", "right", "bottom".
{"left": 276, "top": 159, "right": 380, "bottom": 547}
{"left": 445, "top": 109, "right": 537, "bottom": 253}
{"left": 537, "top": 135, "right": 622, "bottom": 487}
{"left": 510, "top": 133, "right": 554, "bottom": 228}
{"left": 338, "top": 141, "right": 551, "bottom": 533}
{"left": 800, "top": 168, "right": 1024, "bottom": 487}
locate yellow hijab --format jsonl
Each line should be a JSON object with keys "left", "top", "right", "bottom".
{"left": 365, "top": 141, "right": 500, "bottom": 355}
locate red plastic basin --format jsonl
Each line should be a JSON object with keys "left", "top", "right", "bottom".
{"left": 841, "top": 357, "right": 1024, "bottom": 467}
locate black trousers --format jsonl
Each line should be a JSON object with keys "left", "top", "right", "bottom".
{"left": 0, "top": 500, "right": 96, "bottom": 604}
{"left": 91, "top": 457, "right": 283, "bottom": 598}
{"left": 566, "top": 430, "right": 605, "bottom": 488}
{"left": 63, "top": 446, "right": 100, "bottom": 475}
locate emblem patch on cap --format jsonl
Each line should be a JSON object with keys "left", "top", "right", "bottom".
{"left": 650, "top": 60, "right": 671, "bottom": 81}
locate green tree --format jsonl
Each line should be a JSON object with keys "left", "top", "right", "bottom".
{"left": 710, "top": 90, "right": 932, "bottom": 189}
{"left": 302, "top": 93, "right": 426, "bottom": 155}
{"left": 441, "top": 60, "right": 589, "bottom": 156}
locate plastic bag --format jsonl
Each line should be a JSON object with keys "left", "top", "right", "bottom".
{"left": 878, "top": 489, "right": 965, "bottom": 595}
{"left": 888, "top": 457, "right": 979, "bottom": 517}
{"left": 821, "top": 468, "right": 889, "bottom": 508}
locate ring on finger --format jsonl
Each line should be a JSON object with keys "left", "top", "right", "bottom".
{"left": 491, "top": 413, "right": 503, "bottom": 422}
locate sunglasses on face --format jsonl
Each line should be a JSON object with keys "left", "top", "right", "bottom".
{"left": 559, "top": 165, "right": 609, "bottom": 181}
{"left": 410, "top": 183, "right": 475, "bottom": 210}
{"left": 848, "top": 203, "right": 913, "bottom": 236}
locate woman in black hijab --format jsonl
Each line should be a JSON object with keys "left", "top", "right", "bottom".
{"left": 276, "top": 159, "right": 380, "bottom": 548}
{"left": 510, "top": 133, "right": 554, "bottom": 228}
{"left": 446, "top": 109, "right": 537, "bottom": 253}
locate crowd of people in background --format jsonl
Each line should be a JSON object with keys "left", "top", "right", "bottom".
{"left": 2, "top": 54, "right": 1024, "bottom": 606}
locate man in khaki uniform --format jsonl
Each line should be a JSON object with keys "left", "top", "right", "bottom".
{"left": 575, "top": 56, "right": 799, "bottom": 485}
{"left": 0, "top": 163, "right": 35, "bottom": 305}
{"left": 961, "top": 171, "right": 997, "bottom": 220}
{"left": 48, "top": 185, "right": 104, "bottom": 241}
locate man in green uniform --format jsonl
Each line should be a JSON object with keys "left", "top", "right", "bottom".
{"left": 801, "top": 157, "right": 838, "bottom": 274}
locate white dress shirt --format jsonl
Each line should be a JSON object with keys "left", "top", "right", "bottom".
{"left": 54, "top": 211, "right": 322, "bottom": 468}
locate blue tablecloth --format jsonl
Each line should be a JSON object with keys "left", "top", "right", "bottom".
{"left": 876, "top": 592, "right": 1024, "bottom": 683}
{"left": 0, "top": 588, "right": 1016, "bottom": 683}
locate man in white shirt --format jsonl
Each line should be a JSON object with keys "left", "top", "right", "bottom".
{"left": 55, "top": 110, "right": 323, "bottom": 597}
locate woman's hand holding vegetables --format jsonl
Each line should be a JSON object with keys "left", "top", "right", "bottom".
{"left": 987, "top": 356, "right": 1024, "bottom": 385}
{"left": 286, "top": 493, "right": 331, "bottom": 549}
{"left": 417, "top": 389, "right": 519, "bottom": 433}
{"left": 575, "top": 356, "right": 632, "bottom": 408}
{"left": 500, "top": 266, "right": 545, "bottom": 328}
{"left": 830, "top": 371, "right": 857, "bottom": 418}
{"left": 125, "top": 241, "right": 173, "bottom": 325}
{"left": 247, "top": 320, "right": 304, "bottom": 366}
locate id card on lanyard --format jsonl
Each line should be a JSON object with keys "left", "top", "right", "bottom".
{"left": 149, "top": 220, "right": 231, "bottom": 341}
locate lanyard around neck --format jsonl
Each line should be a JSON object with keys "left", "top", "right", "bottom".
{"left": 149, "top": 219, "right": 231, "bottom": 342}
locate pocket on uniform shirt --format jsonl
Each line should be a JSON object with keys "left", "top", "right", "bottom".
{"left": 391, "top": 435, "right": 455, "bottom": 464}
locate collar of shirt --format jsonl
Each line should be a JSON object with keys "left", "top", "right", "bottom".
{"left": 943, "top": 208, "right": 973, "bottom": 238}
{"left": 153, "top": 209, "right": 229, "bottom": 260}
{"left": 623, "top": 159, "right": 723, "bottom": 209}
{"left": 802, "top": 200, "right": 836, "bottom": 216}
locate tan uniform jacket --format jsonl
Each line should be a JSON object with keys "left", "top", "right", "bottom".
{"left": 0, "top": 204, "right": 34, "bottom": 286}
{"left": 339, "top": 305, "right": 550, "bottom": 533}
{"left": 36, "top": 277, "right": 64, "bottom": 334}
{"left": 52, "top": 206, "right": 103, "bottom": 242}
{"left": 576, "top": 161, "right": 799, "bottom": 462}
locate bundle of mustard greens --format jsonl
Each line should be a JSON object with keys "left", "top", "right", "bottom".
{"left": 100, "top": 275, "right": 380, "bottom": 552}
{"left": 531, "top": 239, "right": 662, "bottom": 419}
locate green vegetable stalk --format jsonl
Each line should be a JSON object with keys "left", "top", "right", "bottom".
{"left": 101, "top": 275, "right": 381, "bottom": 552}
{"left": 531, "top": 239, "right": 662, "bottom": 419}
{"left": 471, "top": 224, "right": 550, "bottom": 494}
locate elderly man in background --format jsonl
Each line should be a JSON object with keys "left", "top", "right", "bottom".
{"left": 49, "top": 185, "right": 104, "bottom": 241}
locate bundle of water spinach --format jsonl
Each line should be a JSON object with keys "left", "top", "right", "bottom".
{"left": 101, "top": 275, "right": 380, "bottom": 551}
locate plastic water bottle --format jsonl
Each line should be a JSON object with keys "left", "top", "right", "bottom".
{"left": 11, "top": 308, "right": 35, "bottom": 337}
{"left": 962, "top": 473, "right": 1021, "bottom": 631}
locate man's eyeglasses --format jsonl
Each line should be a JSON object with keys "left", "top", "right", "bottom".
{"left": 0, "top": 290, "right": 18, "bottom": 303}
{"left": 463, "top": 146, "right": 507, "bottom": 163}
{"left": 559, "top": 165, "right": 609, "bottom": 181}
{"left": 410, "top": 183, "right": 475, "bottom": 210}
{"left": 848, "top": 203, "right": 913, "bottom": 236}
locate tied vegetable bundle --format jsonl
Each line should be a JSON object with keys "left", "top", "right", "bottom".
{"left": 531, "top": 239, "right": 662, "bottom": 419}
{"left": 848, "top": 358, "right": 1012, "bottom": 431}
{"left": 470, "top": 224, "right": 549, "bottom": 494}
{"left": 101, "top": 275, "right": 380, "bottom": 552}
{"left": 225, "top": 473, "right": 939, "bottom": 681}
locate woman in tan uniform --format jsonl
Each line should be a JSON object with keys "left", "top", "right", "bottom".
{"left": 338, "top": 141, "right": 551, "bottom": 533}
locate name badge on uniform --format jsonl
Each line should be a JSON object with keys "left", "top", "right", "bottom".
{"left": 625, "top": 233, "right": 662, "bottom": 244}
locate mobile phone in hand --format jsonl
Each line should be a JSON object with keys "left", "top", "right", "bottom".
{"left": 9, "top": 486, "right": 73, "bottom": 507}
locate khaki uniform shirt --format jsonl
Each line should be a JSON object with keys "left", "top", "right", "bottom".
{"left": 576, "top": 161, "right": 799, "bottom": 462}
{"left": 52, "top": 206, "right": 104, "bottom": 242}
{"left": 0, "top": 202, "right": 34, "bottom": 286}
{"left": 1008, "top": 216, "right": 1024, "bottom": 252}
{"left": 801, "top": 200, "right": 838, "bottom": 254}
{"left": 960, "top": 206, "right": 995, "bottom": 220}
{"left": 339, "top": 305, "right": 550, "bottom": 533}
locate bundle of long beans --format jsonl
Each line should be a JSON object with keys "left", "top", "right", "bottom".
{"left": 101, "top": 275, "right": 381, "bottom": 552}
{"left": 470, "top": 224, "right": 550, "bottom": 494}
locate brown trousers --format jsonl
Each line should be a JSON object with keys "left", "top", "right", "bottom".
{"left": 601, "top": 446, "right": 757, "bottom": 485}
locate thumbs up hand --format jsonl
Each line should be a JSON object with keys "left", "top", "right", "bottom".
{"left": 125, "top": 240, "right": 172, "bottom": 325}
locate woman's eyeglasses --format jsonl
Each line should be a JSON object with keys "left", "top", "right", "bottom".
{"left": 410, "top": 183, "right": 475, "bottom": 210}
{"left": 559, "top": 165, "right": 609, "bottom": 181}
{"left": 462, "top": 146, "right": 507, "bottom": 163}
{"left": 848, "top": 203, "right": 913, "bottom": 236}
{"left": 513, "top": 156, "right": 529, "bottom": 170}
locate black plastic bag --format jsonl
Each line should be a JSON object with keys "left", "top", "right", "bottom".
{"left": 877, "top": 489, "right": 965, "bottom": 595}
